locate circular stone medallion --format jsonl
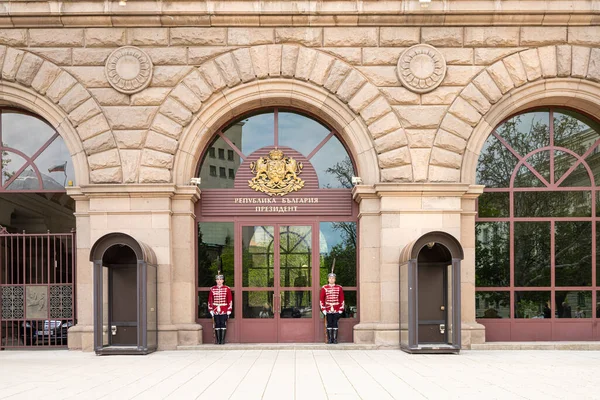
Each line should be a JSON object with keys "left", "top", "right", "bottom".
{"left": 397, "top": 44, "right": 446, "bottom": 94}
{"left": 105, "top": 46, "right": 153, "bottom": 94}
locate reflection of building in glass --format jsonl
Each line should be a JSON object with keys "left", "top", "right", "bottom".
{"left": 199, "top": 123, "right": 242, "bottom": 188}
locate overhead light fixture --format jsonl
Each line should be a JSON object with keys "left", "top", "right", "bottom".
{"left": 419, "top": 0, "right": 431, "bottom": 8}
{"left": 119, "top": 0, "right": 127, "bottom": 6}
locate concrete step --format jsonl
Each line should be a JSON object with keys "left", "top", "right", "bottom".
{"left": 471, "top": 341, "right": 600, "bottom": 351}
{"left": 178, "top": 343, "right": 399, "bottom": 351}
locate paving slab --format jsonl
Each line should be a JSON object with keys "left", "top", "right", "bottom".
{"left": 1, "top": 349, "right": 600, "bottom": 399}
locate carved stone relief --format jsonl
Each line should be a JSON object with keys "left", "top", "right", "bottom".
{"left": 105, "top": 46, "right": 153, "bottom": 94}
{"left": 397, "top": 44, "right": 447, "bottom": 94}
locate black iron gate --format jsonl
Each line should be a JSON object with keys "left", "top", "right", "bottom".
{"left": 0, "top": 226, "right": 75, "bottom": 349}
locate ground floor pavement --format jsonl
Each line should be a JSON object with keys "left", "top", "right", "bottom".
{"left": 0, "top": 348, "right": 599, "bottom": 400}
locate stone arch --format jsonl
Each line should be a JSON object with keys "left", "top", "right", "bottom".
{"left": 140, "top": 44, "right": 411, "bottom": 184}
{"left": 427, "top": 44, "right": 600, "bottom": 183}
{"left": 0, "top": 46, "right": 122, "bottom": 184}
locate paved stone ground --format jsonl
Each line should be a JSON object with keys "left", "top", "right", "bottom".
{"left": 1, "top": 349, "right": 599, "bottom": 399}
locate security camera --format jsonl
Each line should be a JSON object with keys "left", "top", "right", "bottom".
{"left": 351, "top": 176, "right": 362, "bottom": 185}
{"left": 190, "top": 177, "right": 201, "bottom": 186}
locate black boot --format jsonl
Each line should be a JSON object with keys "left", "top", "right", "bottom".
{"left": 214, "top": 329, "right": 219, "bottom": 344}
{"left": 328, "top": 329, "right": 334, "bottom": 344}
{"left": 326, "top": 329, "right": 331, "bottom": 344}
{"left": 221, "top": 328, "right": 227, "bottom": 345}
{"left": 332, "top": 329, "right": 338, "bottom": 344}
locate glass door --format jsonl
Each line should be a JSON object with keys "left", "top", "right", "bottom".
{"left": 240, "top": 225, "right": 277, "bottom": 342}
{"left": 277, "top": 225, "right": 314, "bottom": 342}
{"left": 239, "top": 224, "right": 315, "bottom": 343}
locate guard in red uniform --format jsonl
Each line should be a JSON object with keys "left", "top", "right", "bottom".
{"left": 208, "top": 272, "right": 232, "bottom": 344}
{"left": 320, "top": 272, "right": 344, "bottom": 344}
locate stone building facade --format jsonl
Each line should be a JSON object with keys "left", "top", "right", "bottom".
{"left": 0, "top": 0, "right": 599, "bottom": 350}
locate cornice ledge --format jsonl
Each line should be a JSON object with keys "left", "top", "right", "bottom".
{"left": 67, "top": 184, "right": 200, "bottom": 201}
{"left": 0, "top": 1, "right": 598, "bottom": 27}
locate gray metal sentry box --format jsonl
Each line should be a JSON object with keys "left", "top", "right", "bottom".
{"left": 91, "top": 233, "right": 158, "bottom": 355}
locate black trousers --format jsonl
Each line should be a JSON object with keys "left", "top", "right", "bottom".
{"left": 326, "top": 313, "right": 340, "bottom": 329}
{"left": 214, "top": 314, "right": 228, "bottom": 329}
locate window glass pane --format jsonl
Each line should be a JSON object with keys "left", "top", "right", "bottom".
{"left": 495, "top": 110, "right": 550, "bottom": 158}
{"left": 242, "top": 226, "right": 275, "bottom": 287}
{"left": 555, "top": 222, "right": 592, "bottom": 287}
{"left": 476, "top": 292, "right": 510, "bottom": 319}
{"left": 34, "top": 137, "right": 75, "bottom": 188}
{"left": 559, "top": 162, "right": 591, "bottom": 187}
{"left": 6, "top": 167, "right": 41, "bottom": 191}
{"left": 280, "top": 291, "right": 312, "bottom": 318}
{"left": 279, "top": 226, "right": 311, "bottom": 288}
{"left": 243, "top": 291, "right": 274, "bottom": 318}
{"left": 198, "top": 291, "right": 236, "bottom": 319}
{"left": 514, "top": 222, "right": 550, "bottom": 287}
{"left": 218, "top": 148, "right": 225, "bottom": 159}
{"left": 553, "top": 151, "right": 586, "bottom": 186}
{"left": 279, "top": 111, "right": 330, "bottom": 157}
{"left": 514, "top": 191, "right": 591, "bottom": 217}
{"left": 1, "top": 150, "right": 26, "bottom": 186}
{"left": 596, "top": 292, "right": 600, "bottom": 318}
{"left": 514, "top": 291, "right": 550, "bottom": 319}
{"left": 477, "top": 192, "right": 509, "bottom": 218}
{"left": 476, "top": 134, "right": 519, "bottom": 188}
{"left": 514, "top": 164, "right": 546, "bottom": 187}
{"left": 228, "top": 113, "right": 274, "bottom": 156}
{"left": 197, "top": 222, "right": 235, "bottom": 288}
{"left": 555, "top": 291, "right": 591, "bottom": 319}
{"left": 199, "top": 136, "right": 241, "bottom": 188}
{"left": 596, "top": 222, "right": 600, "bottom": 285}
{"left": 476, "top": 222, "right": 509, "bottom": 287}
{"left": 586, "top": 146, "right": 600, "bottom": 184}
{"left": 554, "top": 109, "right": 600, "bottom": 156}
{"left": 311, "top": 137, "right": 354, "bottom": 188}
{"left": 340, "top": 290, "right": 357, "bottom": 319}
{"left": 1, "top": 111, "right": 55, "bottom": 157}
{"left": 319, "top": 222, "right": 356, "bottom": 287}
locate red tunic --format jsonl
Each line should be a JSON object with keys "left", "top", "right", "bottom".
{"left": 208, "top": 285, "right": 232, "bottom": 315}
{"left": 320, "top": 284, "right": 344, "bottom": 314}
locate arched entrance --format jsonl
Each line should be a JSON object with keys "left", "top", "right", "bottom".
{"left": 90, "top": 233, "right": 157, "bottom": 355}
{"left": 195, "top": 108, "right": 358, "bottom": 343}
{"left": 399, "top": 231, "right": 463, "bottom": 353}
{"left": 0, "top": 108, "right": 77, "bottom": 349}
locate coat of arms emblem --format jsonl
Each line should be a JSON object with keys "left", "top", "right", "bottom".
{"left": 249, "top": 148, "right": 304, "bottom": 196}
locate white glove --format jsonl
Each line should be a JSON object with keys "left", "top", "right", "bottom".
{"left": 322, "top": 310, "right": 326, "bottom": 316}
{"left": 227, "top": 311, "right": 231, "bottom": 316}
{"left": 210, "top": 311, "right": 214, "bottom": 317}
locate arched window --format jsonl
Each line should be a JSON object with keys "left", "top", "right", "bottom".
{"left": 0, "top": 109, "right": 74, "bottom": 192}
{"left": 197, "top": 108, "right": 355, "bottom": 189}
{"left": 475, "top": 108, "right": 600, "bottom": 341}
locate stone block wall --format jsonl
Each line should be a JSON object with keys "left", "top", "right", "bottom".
{"left": 2, "top": 24, "right": 599, "bottom": 186}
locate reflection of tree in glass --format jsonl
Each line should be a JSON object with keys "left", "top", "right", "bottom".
{"left": 321, "top": 223, "right": 356, "bottom": 287}
{"left": 475, "top": 222, "right": 509, "bottom": 287}
{"left": 197, "top": 226, "right": 234, "bottom": 287}
{"left": 325, "top": 157, "right": 353, "bottom": 189}
{"left": 514, "top": 222, "right": 551, "bottom": 287}
{"left": 1, "top": 144, "right": 13, "bottom": 182}
{"left": 555, "top": 222, "right": 592, "bottom": 287}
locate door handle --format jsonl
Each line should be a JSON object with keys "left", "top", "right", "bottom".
{"left": 111, "top": 325, "right": 117, "bottom": 336}
{"left": 439, "top": 324, "right": 445, "bottom": 334}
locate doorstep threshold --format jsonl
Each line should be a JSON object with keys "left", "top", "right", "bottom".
{"left": 178, "top": 343, "right": 399, "bottom": 350}
{"left": 471, "top": 341, "right": 600, "bottom": 350}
